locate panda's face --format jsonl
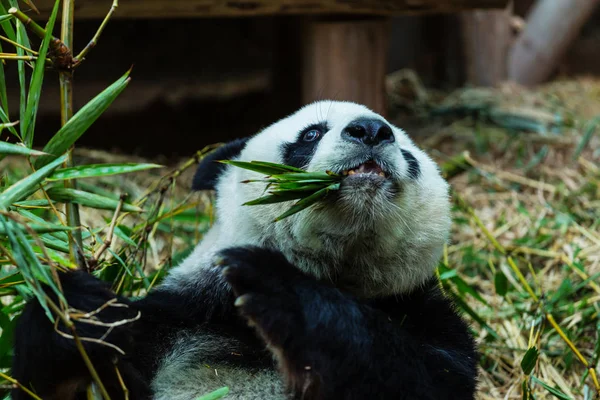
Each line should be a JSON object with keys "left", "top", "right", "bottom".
{"left": 210, "top": 101, "right": 451, "bottom": 296}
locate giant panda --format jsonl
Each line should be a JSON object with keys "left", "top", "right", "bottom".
{"left": 11, "top": 101, "right": 478, "bottom": 400}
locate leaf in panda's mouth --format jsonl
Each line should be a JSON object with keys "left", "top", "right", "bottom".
{"left": 218, "top": 160, "right": 342, "bottom": 221}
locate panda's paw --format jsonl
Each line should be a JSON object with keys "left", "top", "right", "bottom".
{"left": 214, "top": 246, "right": 314, "bottom": 344}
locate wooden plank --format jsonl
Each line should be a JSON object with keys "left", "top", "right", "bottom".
{"left": 29, "top": 0, "right": 510, "bottom": 20}
{"left": 301, "top": 18, "right": 390, "bottom": 116}
{"left": 460, "top": 2, "right": 512, "bottom": 86}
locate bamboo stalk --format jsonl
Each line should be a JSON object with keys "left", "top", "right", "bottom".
{"left": 59, "top": 0, "right": 85, "bottom": 269}
{"left": 8, "top": 7, "right": 49, "bottom": 40}
{"left": 74, "top": 0, "right": 119, "bottom": 65}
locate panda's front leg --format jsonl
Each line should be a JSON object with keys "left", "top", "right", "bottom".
{"left": 216, "top": 246, "right": 478, "bottom": 400}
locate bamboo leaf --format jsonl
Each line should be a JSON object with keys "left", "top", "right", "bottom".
{"left": 9, "top": 0, "right": 32, "bottom": 139}
{"left": 35, "top": 70, "right": 131, "bottom": 168}
{"left": 0, "top": 154, "right": 66, "bottom": 208}
{"left": 0, "top": 141, "right": 46, "bottom": 156}
{"left": 530, "top": 376, "right": 573, "bottom": 400}
{"left": 243, "top": 191, "right": 309, "bottom": 206}
{"left": 196, "top": 387, "right": 229, "bottom": 400}
{"left": 274, "top": 183, "right": 339, "bottom": 222}
{"left": 573, "top": 115, "right": 600, "bottom": 161}
{"left": 446, "top": 286, "right": 500, "bottom": 341}
{"left": 494, "top": 271, "right": 508, "bottom": 297}
{"left": 21, "top": 0, "right": 60, "bottom": 147}
{"left": 46, "top": 187, "right": 142, "bottom": 212}
{"left": 0, "top": 215, "right": 54, "bottom": 322}
{"left": 220, "top": 160, "right": 305, "bottom": 176}
{"left": 47, "top": 163, "right": 163, "bottom": 181}
{"left": 521, "top": 346, "right": 539, "bottom": 375}
{"left": 0, "top": 3, "right": 16, "bottom": 40}
{"left": 0, "top": 223, "right": 73, "bottom": 235}
{"left": 0, "top": 40, "right": 9, "bottom": 120}
{"left": 270, "top": 172, "right": 339, "bottom": 181}
{"left": 0, "top": 14, "right": 14, "bottom": 23}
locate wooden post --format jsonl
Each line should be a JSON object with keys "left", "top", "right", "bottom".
{"left": 460, "top": 2, "right": 513, "bottom": 87}
{"left": 508, "top": 0, "right": 600, "bottom": 86}
{"left": 302, "top": 18, "right": 391, "bottom": 116}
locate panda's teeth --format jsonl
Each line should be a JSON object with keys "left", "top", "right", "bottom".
{"left": 378, "top": 171, "right": 385, "bottom": 177}
{"left": 348, "top": 170, "right": 356, "bottom": 175}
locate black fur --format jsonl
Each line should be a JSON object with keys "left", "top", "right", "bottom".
{"left": 11, "top": 269, "right": 269, "bottom": 400}
{"left": 282, "top": 123, "right": 329, "bottom": 169}
{"left": 400, "top": 149, "right": 421, "bottom": 180}
{"left": 218, "top": 246, "right": 478, "bottom": 400}
{"left": 12, "top": 247, "right": 477, "bottom": 400}
{"left": 192, "top": 137, "right": 249, "bottom": 191}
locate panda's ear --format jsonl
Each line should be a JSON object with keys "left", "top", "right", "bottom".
{"left": 192, "top": 137, "right": 250, "bottom": 191}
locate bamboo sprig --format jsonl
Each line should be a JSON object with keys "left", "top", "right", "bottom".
{"left": 74, "top": 0, "right": 118, "bottom": 66}
{"left": 0, "top": 371, "right": 43, "bottom": 400}
{"left": 0, "top": 34, "right": 37, "bottom": 54}
{"left": 220, "top": 160, "right": 342, "bottom": 222}
{"left": 0, "top": 53, "right": 44, "bottom": 61}
{"left": 7, "top": 7, "right": 49, "bottom": 40}
{"left": 58, "top": 0, "right": 85, "bottom": 268}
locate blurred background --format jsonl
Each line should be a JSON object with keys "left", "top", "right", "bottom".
{"left": 3, "top": 0, "right": 600, "bottom": 160}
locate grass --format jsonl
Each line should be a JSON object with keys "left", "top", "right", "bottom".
{"left": 393, "top": 76, "right": 600, "bottom": 399}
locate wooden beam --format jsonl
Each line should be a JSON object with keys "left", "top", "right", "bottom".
{"left": 29, "top": 0, "right": 510, "bottom": 20}
{"left": 460, "top": 2, "right": 512, "bottom": 86}
{"left": 301, "top": 18, "right": 390, "bottom": 116}
{"left": 508, "top": 0, "right": 600, "bottom": 86}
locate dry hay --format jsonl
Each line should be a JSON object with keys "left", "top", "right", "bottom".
{"left": 388, "top": 75, "right": 600, "bottom": 399}
{"left": 2, "top": 75, "right": 598, "bottom": 399}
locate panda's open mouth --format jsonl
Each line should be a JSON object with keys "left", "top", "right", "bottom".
{"left": 341, "top": 160, "right": 388, "bottom": 178}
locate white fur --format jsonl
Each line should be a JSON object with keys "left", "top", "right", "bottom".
{"left": 166, "top": 100, "right": 451, "bottom": 297}
{"left": 152, "top": 101, "right": 452, "bottom": 398}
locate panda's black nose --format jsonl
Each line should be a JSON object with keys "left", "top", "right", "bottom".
{"left": 341, "top": 118, "right": 395, "bottom": 147}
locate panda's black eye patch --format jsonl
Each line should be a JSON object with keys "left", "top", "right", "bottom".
{"left": 282, "top": 123, "right": 328, "bottom": 169}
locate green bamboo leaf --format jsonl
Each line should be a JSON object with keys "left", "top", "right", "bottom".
{"left": 245, "top": 160, "right": 306, "bottom": 173}
{"left": 196, "top": 387, "right": 229, "bottom": 400}
{"left": 0, "top": 14, "right": 13, "bottom": 23}
{"left": 21, "top": 0, "right": 61, "bottom": 147}
{"left": 0, "top": 154, "right": 66, "bottom": 208}
{"left": 0, "top": 2, "right": 16, "bottom": 39}
{"left": 9, "top": 0, "right": 32, "bottom": 139}
{"left": 243, "top": 191, "right": 309, "bottom": 206}
{"left": 47, "top": 163, "right": 163, "bottom": 181}
{"left": 113, "top": 225, "right": 137, "bottom": 246}
{"left": 46, "top": 187, "right": 142, "bottom": 212}
{"left": 446, "top": 286, "right": 500, "bottom": 341}
{"left": 0, "top": 40, "right": 8, "bottom": 121}
{"left": 274, "top": 183, "right": 340, "bottom": 222}
{"left": 35, "top": 70, "right": 131, "bottom": 168}
{"left": 521, "top": 346, "right": 539, "bottom": 375}
{"left": 12, "top": 199, "right": 54, "bottom": 208}
{"left": 0, "top": 106, "right": 18, "bottom": 137}
{"left": 271, "top": 184, "right": 332, "bottom": 193}
{"left": 0, "top": 223, "right": 73, "bottom": 235}
{"left": 530, "top": 376, "right": 572, "bottom": 400}
{"left": 220, "top": 160, "right": 304, "bottom": 176}
{"left": 0, "top": 216, "right": 54, "bottom": 322}
{"left": 494, "top": 271, "right": 508, "bottom": 297}
{"left": 0, "top": 141, "right": 46, "bottom": 156}
{"left": 37, "top": 235, "right": 70, "bottom": 254}
{"left": 270, "top": 172, "right": 339, "bottom": 181}
{"left": 573, "top": 114, "right": 600, "bottom": 161}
